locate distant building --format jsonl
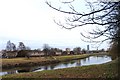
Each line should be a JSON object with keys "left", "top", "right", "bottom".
{"left": 87, "top": 45, "right": 90, "bottom": 53}
{"left": 87, "top": 45, "right": 89, "bottom": 51}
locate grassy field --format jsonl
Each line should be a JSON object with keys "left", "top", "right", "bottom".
{"left": 2, "top": 56, "right": 118, "bottom": 79}
{"left": 1, "top": 53, "right": 109, "bottom": 68}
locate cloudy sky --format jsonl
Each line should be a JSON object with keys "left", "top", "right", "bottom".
{"left": 0, "top": 0, "right": 109, "bottom": 50}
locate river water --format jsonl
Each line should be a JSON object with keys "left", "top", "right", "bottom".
{"left": 1, "top": 55, "right": 112, "bottom": 76}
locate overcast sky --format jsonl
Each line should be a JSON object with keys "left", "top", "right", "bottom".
{"left": 0, "top": 0, "right": 109, "bottom": 50}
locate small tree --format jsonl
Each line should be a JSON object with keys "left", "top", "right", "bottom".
{"left": 73, "top": 47, "right": 81, "bottom": 54}
{"left": 82, "top": 49, "right": 86, "bottom": 54}
{"left": 17, "top": 42, "right": 31, "bottom": 59}
{"left": 66, "top": 48, "right": 70, "bottom": 55}
{"left": 50, "top": 48, "right": 56, "bottom": 56}
{"left": 17, "top": 50, "right": 30, "bottom": 59}
{"left": 43, "top": 44, "right": 50, "bottom": 56}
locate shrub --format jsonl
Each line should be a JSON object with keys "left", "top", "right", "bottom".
{"left": 16, "top": 50, "right": 30, "bottom": 58}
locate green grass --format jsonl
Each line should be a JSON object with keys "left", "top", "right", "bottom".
{"left": 2, "top": 57, "right": 118, "bottom": 79}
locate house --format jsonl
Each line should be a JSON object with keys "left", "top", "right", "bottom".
{"left": 30, "top": 51, "right": 44, "bottom": 57}
{"left": 55, "top": 52, "right": 62, "bottom": 56}
{"left": 4, "top": 51, "right": 18, "bottom": 58}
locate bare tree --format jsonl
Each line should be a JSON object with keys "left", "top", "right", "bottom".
{"left": 11, "top": 43, "right": 16, "bottom": 51}
{"left": 73, "top": 47, "right": 81, "bottom": 54}
{"left": 43, "top": 44, "right": 50, "bottom": 56}
{"left": 46, "top": 1, "right": 120, "bottom": 58}
{"left": 6, "top": 40, "right": 16, "bottom": 51}
{"left": 6, "top": 40, "right": 12, "bottom": 51}
{"left": 17, "top": 42, "right": 26, "bottom": 50}
{"left": 17, "top": 42, "right": 31, "bottom": 58}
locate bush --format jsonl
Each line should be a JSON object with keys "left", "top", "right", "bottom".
{"left": 16, "top": 50, "right": 30, "bottom": 58}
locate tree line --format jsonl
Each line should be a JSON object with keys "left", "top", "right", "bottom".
{"left": 1, "top": 40, "right": 104, "bottom": 58}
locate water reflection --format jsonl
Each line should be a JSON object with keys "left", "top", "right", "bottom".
{"left": 49, "top": 65, "right": 55, "bottom": 70}
{"left": 1, "top": 55, "right": 111, "bottom": 76}
{"left": 76, "top": 60, "right": 81, "bottom": 66}
{"left": 7, "top": 71, "right": 17, "bottom": 74}
{"left": 18, "top": 69, "right": 31, "bottom": 73}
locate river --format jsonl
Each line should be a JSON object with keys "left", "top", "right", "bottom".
{"left": 1, "top": 55, "right": 112, "bottom": 76}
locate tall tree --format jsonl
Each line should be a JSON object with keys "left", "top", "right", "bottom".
{"left": 6, "top": 40, "right": 12, "bottom": 51}
{"left": 6, "top": 40, "right": 16, "bottom": 51}
{"left": 17, "top": 42, "right": 26, "bottom": 50}
{"left": 11, "top": 43, "right": 16, "bottom": 51}
{"left": 46, "top": 1, "right": 120, "bottom": 58}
